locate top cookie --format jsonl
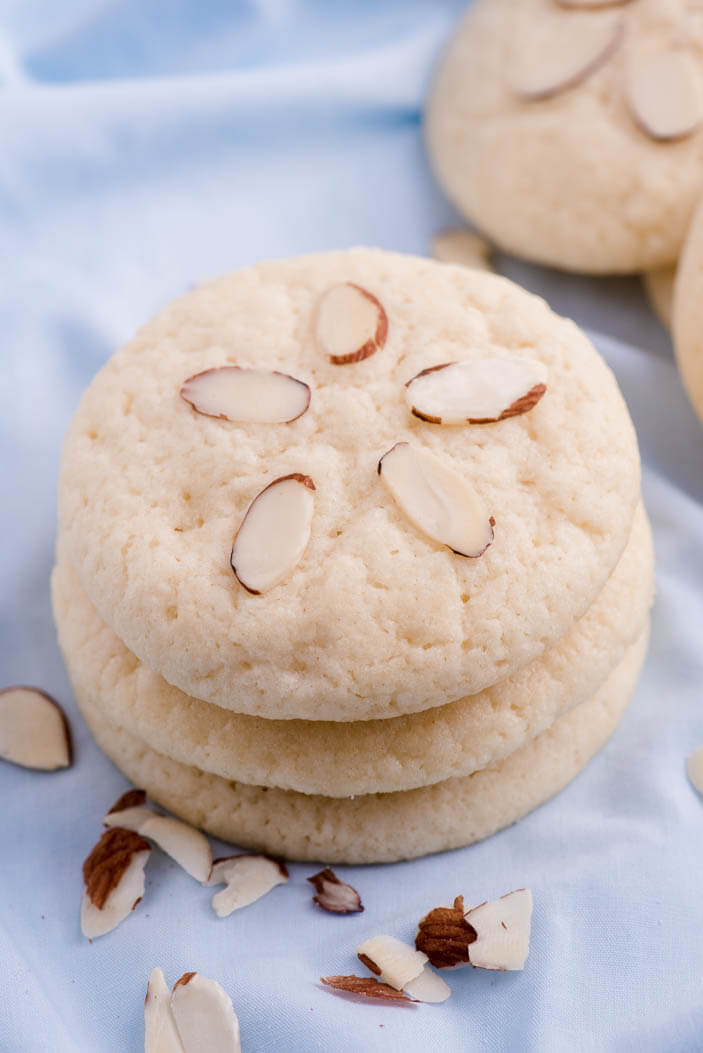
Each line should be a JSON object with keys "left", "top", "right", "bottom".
{"left": 426, "top": 0, "right": 703, "bottom": 273}
{"left": 58, "top": 248, "right": 640, "bottom": 720}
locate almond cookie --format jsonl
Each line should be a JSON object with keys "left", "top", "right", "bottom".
{"left": 426, "top": 0, "right": 703, "bottom": 273}
{"left": 57, "top": 249, "right": 640, "bottom": 720}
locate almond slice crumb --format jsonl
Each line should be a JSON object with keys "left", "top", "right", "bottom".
{"left": 378, "top": 443, "right": 494, "bottom": 557}
{"left": 307, "top": 868, "right": 364, "bottom": 914}
{"left": 513, "top": 14, "right": 623, "bottom": 100}
{"left": 145, "top": 967, "right": 184, "bottom": 1053}
{"left": 402, "top": 964, "right": 451, "bottom": 1004}
{"left": 103, "top": 793, "right": 212, "bottom": 882}
{"left": 180, "top": 367, "right": 310, "bottom": 424}
{"left": 356, "top": 934, "right": 450, "bottom": 1003}
{"left": 321, "top": 975, "right": 417, "bottom": 1004}
{"left": 626, "top": 50, "right": 703, "bottom": 141}
{"left": 415, "top": 895, "right": 477, "bottom": 969}
{"left": 315, "top": 283, "right": 388, "bottom": 365}
{"left": 686, "top": 746, "right": 703, "bottom": 795}
{"left": 0, "top": 686, "right": 72, "bottom": 770}
{"left": 206, "top": 854, "right": 288, "bottom": 917}
{"left": 231, "top": 473, "right": 315, "bottom": 594}
{"left": 405, "top": 355, "right": 547, "bottom": 425}
{"left": 81, "top": 827, "right": 151, "bottom": 939}
{"left": 431, "top": 229, "right": 494, "bottom": 272}
{"left": 464, "top": 889, "right": 533, "bottom": 971}
{"left": 170, "top": 972, "right": 241, "bottom": 1052}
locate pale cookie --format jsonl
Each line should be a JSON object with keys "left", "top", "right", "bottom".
{"left": 72, "top": 628, "right": 649, "bottom": 864}
{"left": 426, "top": 0, "right": 703, "bottom": 273}
{"left": 52, "top": 505, "right": 653, "bottom": 795}
{"left": 643, "top": 265, "right": 676, "bottom": 329}
{"left": 58, "top": 249, "right": 640, "bottom": 720}
{"left": 672, "top": 195, "right": 703, "bottom": 426}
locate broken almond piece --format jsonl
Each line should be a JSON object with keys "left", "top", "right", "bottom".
{"left": 402, "top": 964, "right": 451, "bottom": 1004}
{"left": 464, "top": 888, "right": 533, "bottom": 971}
{"left": 0, "top": 686, "right": 71, "bottom": 770}
{"left": 180, "top": 367, "right": 310, "bottom": 424}
{"left": 627, "top": 50, "right": 703, "bottom": 141}
{"left": 170, "top": 972, "right": 241, "bottom": 1053}
{"left": 206, "top": 854, "right": 288, "bottom": 917}
{"left": 307, "top": 868, "right": 364, "bottom": 914}
{"left": 513, "top": 15, "right": 623, "bottom": 100}
{"left": 231, "top": 473, "right": 315, "bottom": 594}
{"left": 405, "top": 355, "right": 547, "bottom": 425}
{"left": 315, "top": 282, "right": 388, "bottom": 365}
{"left": 103, "top": 794, "right": 212, "bottom": 882}
{"left": 356, "top": 934, "right": 450, "bottom": 1003}
{"left": 81, "top": 827, "right": 151, "bottom": 939}
{"left": 686, "top": 746, "right": 703, "bottom": 795}
{"left": 415, "top": 895, "right": 477, "bottom": 969}
{"left": 145, "top": 967, "right": 184, "bottom": 1053}
{"left": 431, "top": 229, "right": 494, "bottom": 272}
{"left": 321, "top": 975, "right": 417, "bottom": 1004}
{"left": 104, "top": 788, "right": 154, "bottom": 833}
{"left": 378, "top": 443, "right": 494, "bottom": 557}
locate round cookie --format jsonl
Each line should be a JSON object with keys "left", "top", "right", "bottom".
{"left": 72, "top": 628, "right": 649, "bottom": 864}
{"left": 426, "top": 0, "right": 703, "bottom": 273}
{"left": 672, "top": 196, "right": 703, "bottom": 426}
{"left": 51, "top": 504, "right": 654, "bottom": 795}
{"left": 58, "top": 249, "right": 640, "bottom": 720}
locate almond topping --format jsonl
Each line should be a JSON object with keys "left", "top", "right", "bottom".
{"left": 81, "top": 827, "right": 151, "bottom": 939}
{"left": 0, "top": 686, "right": 72, "bottom": 770}
{"left": 321, "top": 975, "right": 417, "bottom": 1004}
{"left": 307, "top": 868, "right": 364, "bottom": 914}
{"left": 170, "top": 972, "right": 241, "bottom": 1052}
{"left": 145, "top": 967, "right": 184, "bottom": 1053}
{"left": 431, "top": 229, "right": 494, "bottom": 272}
{"left": 405, "top": 355, "right": 547, "bottom": 425}
{"left": 464, "top": 888, "right": 533, "bottom": 971}
{"left": 231, "top": 473, "right": 315, "bottom": 594}
{"left": 378, "top": 443, "right": 494, "bottom": 557}
{"left": 686, "top": 746, "right": 703, "bottom": 795}
{"left": 180, "top": 367, "right": 310, "bottom": 424}
{"left": 315, "top": 282, "right": 388, "bottom": 365}
{"left": 415, "top": 895, "right": 477, "bottom": 969}
{"left": 513, "top": 14, "right": 623, "bottom": 100}
{"left": 103, "top": 793, "right": 212, "bottom": 882}
{"left": 627, "top": 50, "right": 703, "bottom": 141}
{"left": 206, "top": 854, "right": 288, "bottom": 917}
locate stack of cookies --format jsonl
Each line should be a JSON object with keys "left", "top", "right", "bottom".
{"left": 52, "top": 248, "right": 653, "bottom": 864}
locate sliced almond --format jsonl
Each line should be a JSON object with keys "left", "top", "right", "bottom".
{"left": 231, "top": 473, "right": 315, "bottom": 594}
{"left": 513, "top": 15, "right": 623, "bottom": 100}
{"left": 402, "top": 964, "right": 451, "bottom": 1004}
{"left": 686, "top": 745, "right": 703, "bottom": 795}
{"left": 81, "top": 827, "right": 151, "bottom": 939}
{"left": 307, "top": 868, "right": 364, "bottom": 914}
{"left": 206, "top": 854, "right": 288, "bottom": 917}
{"left": 103, "top": 794, "right": 211, "bottom": 882}
{"left": 356, "top": 935, "right": 427, "bottom": 990}
{"left": 104, "top": 788, "right": 154, "bottom": 833}
{"left": 0, "top": 686, "right": 71, "bottom": 770}
{"left": 320, "top": 975, "right": 417, "bottom": 1004}
{"left": 464, "top": 888, "right": 533, "bottom": 971}
{"left": 431, "top": 229, "right": 494, "bottom": 272}
{"left": 415, "top": 895, "right": 476, "bottom": 969}
{"left": 180, "top": 367, "right": 310, "bottom": 424}
{"left": 627, "top": 49, "right": 703, "bottom": 141}
{"left": 378, "top": 443, "right": 494, "bottom": 557}
{"left": 170, "top": 972, "right": 241, "bottom": 1053}
{"left": 405, "top": 355, "right": 547, "bottom": 425}
{"left": 145, "top": 968, "right": 185, "bottom": 1053}
{"left": 315, "top": 282, "right": 388, "bottom": 365}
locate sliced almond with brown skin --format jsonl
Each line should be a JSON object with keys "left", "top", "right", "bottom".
{"left": 0, "top": 686, "right": 72, "bottom": 770}
{"left": 513, "top": 15, "right": 623, "bottom": 100}
{"left": 356, "top": 935, "right": 450, "bottom": 1003}
{"left": 431, "top": 229, "right": 494, "bottom": 272}
{"left": 307, "top": 868, "right": 364, "bottom": 914}
{"left": 378, "top": 443, "right": 494, "bottom": 557}
{"left": 205, "top": 854, "right": 288, "bottom": 917}
{"left": 145, "top": 968, "right": 185, "bottom": 1053}
{"left": 405, "top": 355, "right": 547, "bottom": 425}
{"left": 180, "top": 367, "right": 310, "bottom": 424}
{"left": 231, "top": 473, "right": 315, "bottom": 594}
{"left": 315, "top": 282, "right": 388, "bottom": 365}
{"left": 103, "top": 793, "right": 212, "bottom": 882}
{"left": 687, "top": 746, "right": 703, "bottom": 795}
{"left": 81, "top": 827, "right": 151, "bottom": 939}
{"left": 170, "top": 972, "right": 241, "bottom": 1052}
{"left": 464, "top": 888, "right": 533, "bottom": 971}
{"left": 627, "top": 50, "right": 703, "bottom": 141}
{"left": 104, "top": 788, "right": 154, "bottom": 832}
{"left": 415, "top": 895, "right": 477, "bottom": 969}
{"left": 321, "top": 975, "right": 417, "bottom": 1004}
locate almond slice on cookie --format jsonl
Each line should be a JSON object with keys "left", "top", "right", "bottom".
{"left": 180, "top": 366, "right": 310, "bottom": 424}
{"left": 315, "top": 283, "right": 388, "bottom": 364}
{"left": 513, "top": 14, "right": 623, "bottom": 100}
{"left": 404, "top": 355, "right": 547, "bottom": 425}
{"left": 231, "top": 473, "right": 315, "bottom": 594}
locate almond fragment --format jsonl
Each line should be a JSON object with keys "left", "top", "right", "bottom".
{"left": 145, "top": 967, "right": 184, "bottom": 1053}
{"left": 315, "top": 282, "right": 388, "bottom": 365}
{"left": 0, "top": 686, "right": 72, "bottom": 770}
{"left": 231, "top": 473, "right": 315, "bottom": 594}
{"left": 356, "top": 934, "right": 450, "bottom": 1003}
{"left": 81, "top": 827, "right": 151, "bottom": 939}
{"left": 378, "top": 443, "right": 494, "bottom": 557}
{"left": 405, "top": 355, "right": 547, "bottom": 425}
{"left": 206, "top": 854, "right": 288, "bottom": 917}
{"left": 180, "top": 367, "right": 310, "bottom": 424}
{"left": 513, "top": 15, "right": 623, "bottom": 100}
{"left": 321, "top": 975, "right": 417, "bottom": 1004}
{"left": 103, "top": 794, "right": 212, "bottom": 882}
{"left": 307, "top": 868, "right": 364, "bottom": 914}
{"left": 464, "top": 888, "right": 533, "bottom": 971}
{"left": 402, "top": 965, "right": 452, "bottom": 1004}
{"left": 431, "top": 229, "right": 494, "bottom": 272}
{"left": 686, "top": 746, "right": 703, "bottom": 795}
{"left": 627, "top": 50, "right": 703, "bottom": 141}
{"left": 104, "top": 788, "right": 154, "bottom": 833}
{"left": 415, "top": 895, "right": 477, "bottom": 969}
{"left": 170, "top": 972, "right": 241, "bottom": 1053}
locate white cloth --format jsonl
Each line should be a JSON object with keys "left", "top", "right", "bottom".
{"left": 1, "top": 3, "right": 702, "bottom": 1050}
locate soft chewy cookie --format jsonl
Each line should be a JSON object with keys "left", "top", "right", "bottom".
{"left": 58, "top": 249, "right": 640, "bottom": 720}
{"left": 672, "top": 196, "right": 703, "bottom": 425}
{"left": 52, "top": 505, "right": 653, "bottom": 795}
{"left": 426, "top": 0, "right": 703, "bottom": 273}
{"left": 72, "top": 629, "right": 648, "bottom": 864}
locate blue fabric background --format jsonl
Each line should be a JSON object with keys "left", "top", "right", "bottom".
{"left": 1, "top": 2, "right": 703, "bottom": 1050}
